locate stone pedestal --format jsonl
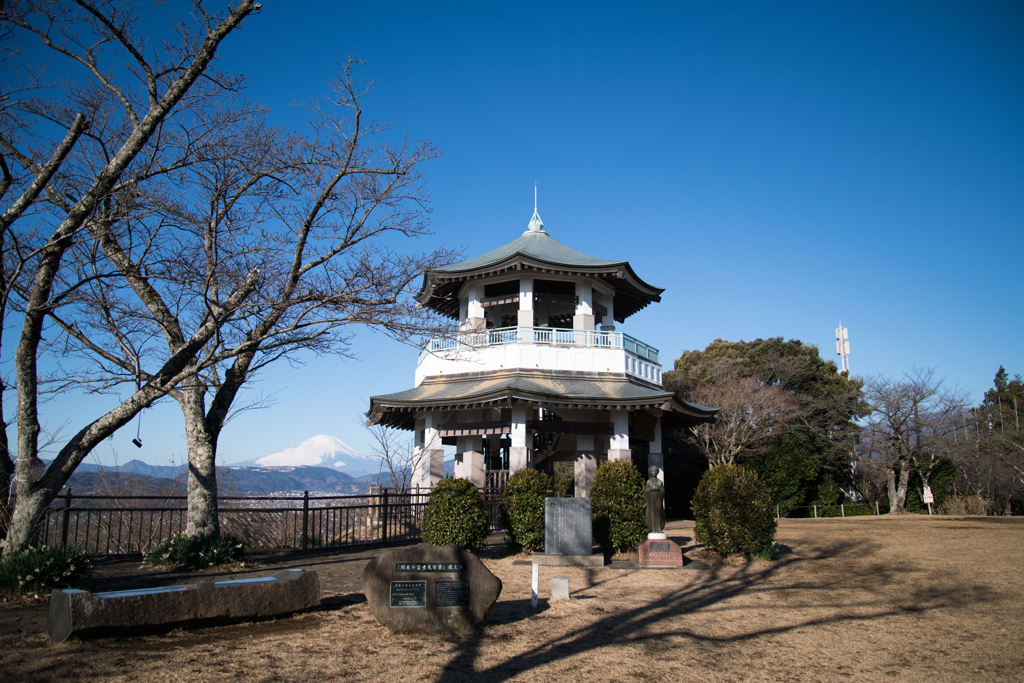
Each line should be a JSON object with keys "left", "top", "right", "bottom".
{"left": 637, "top": 538, "right": 684, "bottom": 568}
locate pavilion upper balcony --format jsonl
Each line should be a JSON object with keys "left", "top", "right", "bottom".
{"left": 415, "top": 325, "right": 662, "bottom": 387}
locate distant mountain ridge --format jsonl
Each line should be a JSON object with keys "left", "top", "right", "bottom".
{"left": 63, "top": 435, "right": 407, "bottom": 495}
{"left": 231, "top": 434, "right": 379, "bottom": 476}
{"left": 67, "top": 465, "right": 383, "bottom": 496}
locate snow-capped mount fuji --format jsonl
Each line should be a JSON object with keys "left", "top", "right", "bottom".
{"left": 232, "top": 435, "right": 380, "bottom": 477}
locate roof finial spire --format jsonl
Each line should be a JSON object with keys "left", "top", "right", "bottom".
{"left": 527, "top": 181, "right": 545, "bottom": 232}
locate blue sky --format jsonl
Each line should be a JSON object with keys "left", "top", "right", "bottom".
{"left": 25, "top": 1, "right": 1024, "bottom": 467}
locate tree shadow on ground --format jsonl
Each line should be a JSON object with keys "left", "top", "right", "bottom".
{"left": 434, "top": 537, "right": 1002, "bottom": 683}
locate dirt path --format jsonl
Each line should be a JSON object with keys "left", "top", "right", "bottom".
{"left": 1, "top": 516, "right": 1021, "bottom": 682}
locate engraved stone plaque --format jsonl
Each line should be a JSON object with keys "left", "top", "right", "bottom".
{"left": 435, "top": 581, "right": 471, "bottom": 607}
{"left": 390, "top": 581, "right": 427, "bottom": 607}
{"left": 545, "top": 497, "right": 592, "bottom": 556}
{"left": 650, "top": 541, "right": 670, "bottom": 553}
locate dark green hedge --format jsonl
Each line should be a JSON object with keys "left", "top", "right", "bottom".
{"left": 590, "top": 460, "right": 647, "bottom": 554}
{"left": 500, "top": 468, "right": 554, "bottom": 553}
{"left": 421, "top": 477, "right": 489, "bottom": 552}
{"left": 692, "top": 464, "right": 776, "bottom": 557}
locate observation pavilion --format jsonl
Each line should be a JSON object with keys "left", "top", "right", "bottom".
{"left": 366, "top": 200, "right": 716, "bottom": 496}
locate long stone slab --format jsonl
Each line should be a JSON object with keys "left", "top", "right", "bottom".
{"left": 47, "top": 568, "right": 320, "bottom": 642}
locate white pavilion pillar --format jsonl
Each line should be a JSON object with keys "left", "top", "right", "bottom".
{"left": 455, "top": 435, "right": 485, "bottom": 488}
{"left": 509, "top": 404, "right": 532, "bottom": 473}
{"left": 518, "top": 275, "right": 534, "bottom": 328}
{"left": 574, "top": 434, "right": 596, "bottom": 498}
{"left": 573, "top": 282, "right": 595, "bottom": 331}
{"left": 454, "top": 410, "right": 484, "bottom": 488}
{"left": 413, "top": 411, "right": 444, "bottom": 490}
{"left": 465, "top": 282, "right": 485, "bottom": 331}
{"left": 602, "top": 291, "right": 616, "bottom": 331}
{"left": 608, "top": 409, "right": 631, "bottom": 462}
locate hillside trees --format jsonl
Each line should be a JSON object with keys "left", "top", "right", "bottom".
{"left": 1, "top": 0, "right": 261, "bottom": 553}
{"left": 665, "top": 338, "right": 866, "bottom": 511}
{"left": 964, "top": 367, "right": 1023, "bottom": 513}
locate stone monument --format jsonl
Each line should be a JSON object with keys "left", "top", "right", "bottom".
{"left": 532, "top": 497, "right": 603, "bottom": 566}
{"left": 362, "top": 544, "right": 501, "bottom": 634}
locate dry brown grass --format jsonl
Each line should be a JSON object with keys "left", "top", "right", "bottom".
{"left": 1, "top": 516, "right": 1022, "bottom": 682}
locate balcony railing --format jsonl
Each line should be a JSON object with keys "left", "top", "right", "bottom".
{"left": 419, "top": 325, "right": 660, "bottom": 364}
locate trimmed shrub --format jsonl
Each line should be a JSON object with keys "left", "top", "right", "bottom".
{"left": 421, "top": 477, "right": 488, "bottom": 552}
{"left": 692, "top": 464, "right": 777, "bottom": 557}
{"left": 500, "top": 468, "right": 554, "bottom": 553}
{"left": 590, "top": 460, "right": 647, "bottom": 554}
{"left": 0, "top": 545, "right": 96, "bottom": 596}
{"left": 146, "top": 532, "right": 245, "bottom": 570}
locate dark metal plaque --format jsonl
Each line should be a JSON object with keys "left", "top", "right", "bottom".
{"left": 389, "top": 581, "right": 426, "bottom": 607}
{"left": 434, "top": 581, "right": 471, "bottom": 607}
{"left": 650, "top": 542, "right": 670, "bottom": 553}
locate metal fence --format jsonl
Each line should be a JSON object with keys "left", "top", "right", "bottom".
{"left": 37, "top": 487, "right": 506, "bottom": 557}
{"left": 778, "top": 503, "right": 880, "bottom": 519}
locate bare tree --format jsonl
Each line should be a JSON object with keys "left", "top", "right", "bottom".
{"left": 859, "top": 368, "right": 969, "bottom": 514}
{"left": 0, "top": 0, "right": 261, "bottom": 555}
{"left": 365, "top": 423, "right": 424, "bottom": 493}
{"left": 672, "top": 357, "right": 797, "bottom": 468}
{"left": 46, "top": 61, "right": 456, "bottom": 539}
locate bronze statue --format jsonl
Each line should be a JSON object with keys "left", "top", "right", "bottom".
{"left": 645, "top": 465, "right": 665, "bottom": 534}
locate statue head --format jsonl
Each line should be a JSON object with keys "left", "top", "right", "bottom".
{"left": 648, "top": 466, "right": 659, "bottom": 478}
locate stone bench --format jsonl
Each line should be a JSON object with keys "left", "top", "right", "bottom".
{"left": 47, "top": 568, "right": 320, "bottom": 643}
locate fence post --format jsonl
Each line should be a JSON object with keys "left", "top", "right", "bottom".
{"left": 61, "top": 488, "right": 72, "bottom": 547}
{"left": 841, "top": 504, "right": 845, "bottom": 518}
{"left": 382, "top": 489, "right": 389, "bottom": 545}
{"left": 813, "top": 504, "right": 818, "bottom": 519}
{"left": 876, "top": 501, "right": 880, "bottom": 515}
{"left": 301, "top": 490, "right": 309, "bottom": 550}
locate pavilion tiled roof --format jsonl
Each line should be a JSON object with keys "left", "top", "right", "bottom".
{"left": 416, "top": 228, "right": 664, "bottom": 321}
{"left": 366, "top": 370, "right": 716, "bottom": 430}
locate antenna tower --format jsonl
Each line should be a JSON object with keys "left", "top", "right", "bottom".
{"left": 835, "top": 322, "right": 850, "bottom": 374}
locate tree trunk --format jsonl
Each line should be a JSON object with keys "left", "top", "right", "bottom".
{"left": 182, "top": 380, "right": 219, "bottom": 540}
{"left": 886, "top": 464, "right": 911, "bottom": 514}
{"left": 0, "top": 432, "right": 12, "bottom": 539}
{"left": 4, "top": 486, "right": 50, "bottom": 551}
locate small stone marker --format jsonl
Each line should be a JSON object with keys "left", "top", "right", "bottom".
{"left": 638, "top": 537, "right": 684, "bottom": 568}
{"left": 362, "top": 544, "right": 501, "bottom": 634}
{"left": 47, "top": 568, "right": 320, "bottom": 643}
{"left": 551, "top": 577, "right": 570, "bottom": 601}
